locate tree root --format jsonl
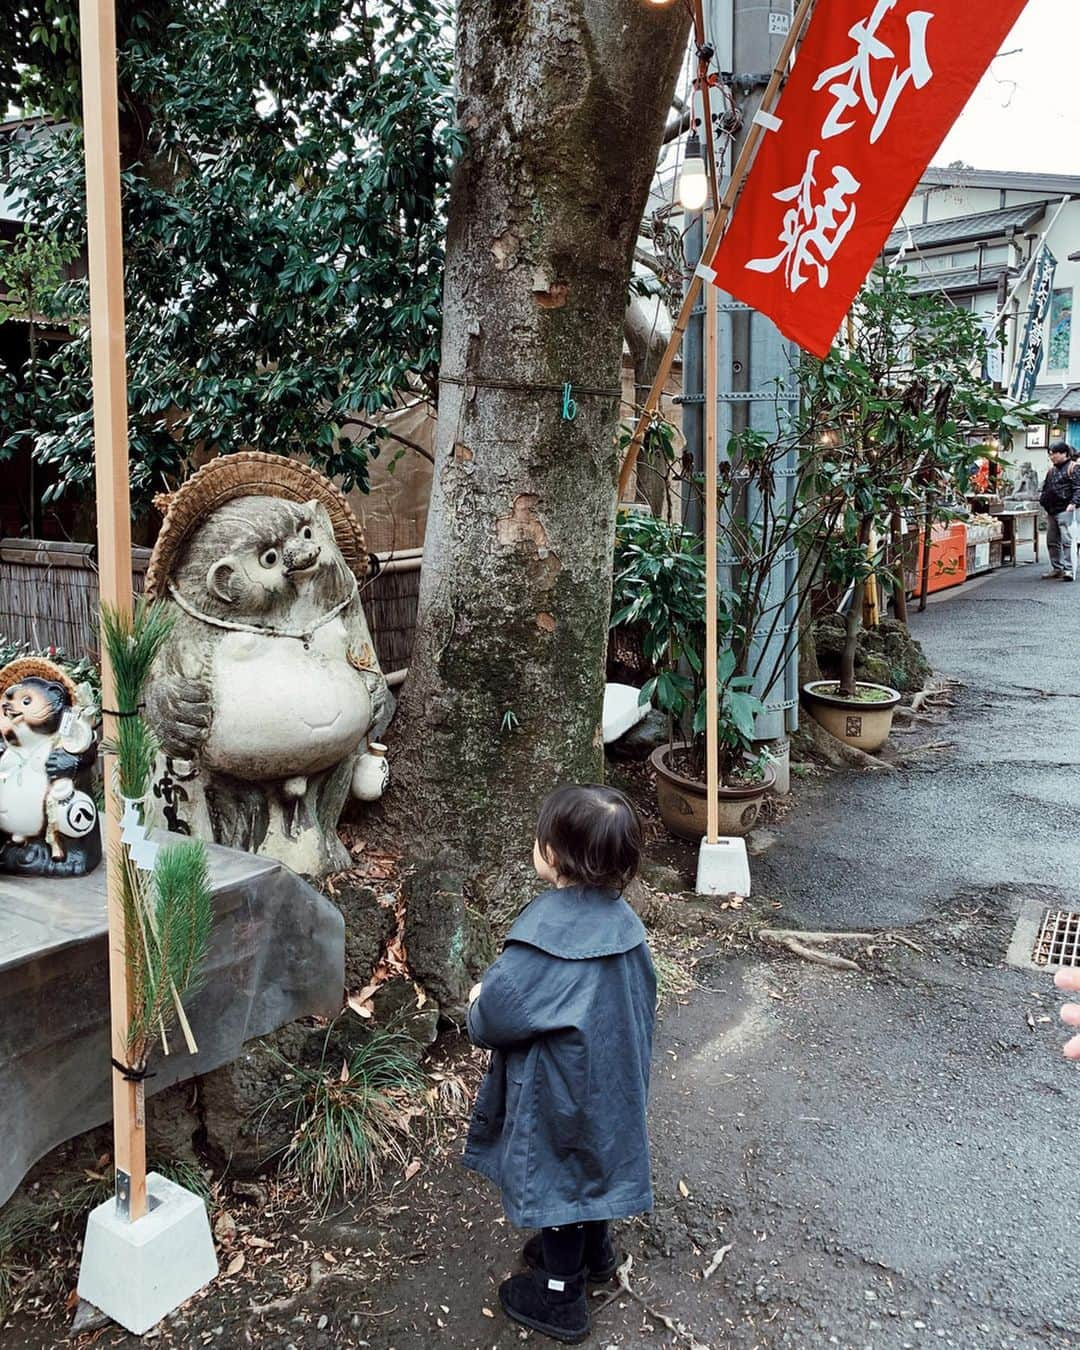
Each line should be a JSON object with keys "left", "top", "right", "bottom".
{"left": 758, "top": 926, "right": 930, "bottom": 972}
{"left": 594, "top": 1254, "right": 712, "bottom": 1349}
{"left": 909, "top": 680, "right": 959, "bottom": 714}
{"left": 793, "top": 716, "right": 897, "bottom": 773}
{"left": 759, "top": 931, "right": 861, "bottom": 971}
{"left": 760, "top": 928, "right": 877, "bottom": 943}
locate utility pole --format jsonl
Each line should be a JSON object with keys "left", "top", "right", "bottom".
{"left": 683, "top": 0, "right": 799, "bottom": 781}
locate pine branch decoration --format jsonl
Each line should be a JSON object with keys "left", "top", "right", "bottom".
{"left": 101, "top": 600, "right": 213, "bottom": 1068}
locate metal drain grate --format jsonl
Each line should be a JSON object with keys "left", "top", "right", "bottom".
{"left": 1032, "top": 909, "right": 1080, "bottom": 968}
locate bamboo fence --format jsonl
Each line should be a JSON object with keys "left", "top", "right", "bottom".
{"left": 0, "top": 538, "right": 422, "bottom": 676}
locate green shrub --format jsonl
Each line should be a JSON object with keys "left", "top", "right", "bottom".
{"left": 265, "top": 1030, "right": 427, "bottom": 1211}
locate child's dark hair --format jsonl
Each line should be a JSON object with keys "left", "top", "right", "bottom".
{"left": 536, "top": 784, "right": 642, "bottom": 892}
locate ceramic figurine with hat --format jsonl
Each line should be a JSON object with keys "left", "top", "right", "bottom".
{"left": 0, "top": 657, "right": 101, "bottom": 877}
{"left": 143, "top": 451, "right": 392, "bottom": 878}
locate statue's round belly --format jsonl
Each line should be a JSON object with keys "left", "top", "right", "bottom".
{"left": 0, "top": 760, "right": 48, "bottom": 839}
{"left": 203, "top": 636, "right": 371, "bottom": 781}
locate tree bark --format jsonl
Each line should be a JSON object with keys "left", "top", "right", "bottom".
{"left": 839, "top": 517, "right": 873, "bottom": 698}
{"left": 891, "top": 508, "right": 908, "bottom": 625}
{"left": 394, "top": 0, "right": 691, "bottom": 925}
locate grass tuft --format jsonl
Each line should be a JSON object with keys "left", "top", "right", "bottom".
{"left": 266, "top": 1030, "right": 427, "bottom": 1212}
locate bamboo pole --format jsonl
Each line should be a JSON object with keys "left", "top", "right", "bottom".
{"left": 79, "top": 0, "right": 145, "bottom": 1222}
{"left": 618, "top": 0, "right": 817, "bottom": 503}
{"left": 703, "top": 249, "right": 719, "bottom": 844}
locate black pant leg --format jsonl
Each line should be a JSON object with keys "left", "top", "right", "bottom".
{"left": 541, "top": 1224, "right": 586, "bottom": 1276}
{"left": 583, "top": 1219, "right": 612, "bottom": 1266}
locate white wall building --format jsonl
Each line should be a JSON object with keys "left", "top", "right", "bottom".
{"left": 883, "top": 166, "right": 1080, "bottom": 451}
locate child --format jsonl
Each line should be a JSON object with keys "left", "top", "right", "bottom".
{"left": 463, "top": 784, "right": 656, "bottom": 1344}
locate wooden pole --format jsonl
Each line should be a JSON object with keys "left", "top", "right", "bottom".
{"left": 704, "top": 247, "right": 719, "bottom": 843}
{"left": 617, "top": 0, "right": 817, "bottom": 502}
{"left": 79, "top": 0, "right": 145, "bottom": 1222}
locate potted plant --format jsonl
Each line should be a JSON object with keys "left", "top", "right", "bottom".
{"left": 796, "top": 268, "right": 1026, "bottom": 752}
{"left": 610, "top": 513, "right": 775, "bottom": 839}
{"left": 801, "top": 527, "right": 902, "bottom": 752}
{"left": 647, "top": 648, "right": 775, "bottom": 840}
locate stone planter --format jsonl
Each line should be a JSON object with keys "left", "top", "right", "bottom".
{"left": 649, "top": 743, "right": 776, "bottom": 841}
{"left": 801, "top": 680, "right": 901, "bottom": 753}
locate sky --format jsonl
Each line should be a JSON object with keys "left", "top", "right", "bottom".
{"left": 933, "top": 0, "right": 1079, "bottom": 173}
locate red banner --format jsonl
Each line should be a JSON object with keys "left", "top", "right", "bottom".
{"left": 707, "top": 0, "right": 1031, "bottom": 357}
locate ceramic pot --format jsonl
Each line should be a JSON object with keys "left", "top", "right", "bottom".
{"left": 801, "top": 680, "right": 901, "bottom": 752}
{"left": 649, "top": 743, "right": 776, "bottom": 841}
{"left": 352, "top": 742, "right": 390, "bottom": 801}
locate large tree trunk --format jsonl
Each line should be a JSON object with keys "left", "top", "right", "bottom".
{"left": 394, "top": 0, "right": 690, "bottom": 945}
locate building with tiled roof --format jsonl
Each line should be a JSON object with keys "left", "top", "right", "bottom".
{"left": 884, "top": 166, "right": 1080, "bottom": 447}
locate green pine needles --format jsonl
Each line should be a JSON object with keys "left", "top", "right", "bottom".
{"left": 123, "top": 840, "right": 213, "bottom": 1062}
{"left": 100, "top": 599, "right": 213, "bottom": 1067}
{"left": 100, "top": 599, "right": 175, "bottom": 798}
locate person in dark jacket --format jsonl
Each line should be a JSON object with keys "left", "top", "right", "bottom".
{"left": 463, "top": 784, "right": 655, "bottom": 1344}
{"left": 1039, "top": 441, "right": 1080, "bottom": 580}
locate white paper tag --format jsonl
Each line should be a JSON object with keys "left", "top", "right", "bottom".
{"left": 59, "top": 710, "right": 79, "bottom": 739}
{"left": 695, "top": 261, "right": 718, "bottom": 284}
{"left": 752, "top": 109, "right": 783, "bottom": 133}
{"left": 547, "top": 1279, "right": 566, "bottom": 1292}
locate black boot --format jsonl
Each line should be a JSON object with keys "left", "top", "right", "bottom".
{"left": 499, "top": 1264, "right": 590, "bottom": 1344}
{"left": 522, "top": 1223, "right": 620, "bottom": 1283}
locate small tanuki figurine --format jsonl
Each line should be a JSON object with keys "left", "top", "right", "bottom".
{"left": 143, "top": 451, "right": 392, "bottom": 878}
{"left": 0, "top": 658, "right": 101, "bottom": 877}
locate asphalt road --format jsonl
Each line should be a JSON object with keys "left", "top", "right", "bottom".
{"left": 637, "top": 552, "right": 1080, "bottom": 1349}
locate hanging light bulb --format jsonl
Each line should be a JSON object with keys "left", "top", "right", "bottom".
{"left": 678, "top": 131, "right": 708, "bottom": 212}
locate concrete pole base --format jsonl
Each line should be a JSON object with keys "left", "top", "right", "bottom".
{"left": 696, "top": 837, "right": 751, "bottom": 897}
{"left": 77, "top": 1171, "right": 217, "bottom": 1335}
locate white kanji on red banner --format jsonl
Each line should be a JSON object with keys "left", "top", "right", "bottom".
{"left": 746, "top": 150, "right": 861, "bottom": 293}
{"left": 814, "top": 0, "right": 934, "bottom": 144}
{"left": 708, "top": 0, "right": 1029, "bottom": 356}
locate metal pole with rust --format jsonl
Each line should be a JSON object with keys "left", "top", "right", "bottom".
{"left": 617, "top": 0, "right": 817, "bottom": 503}
{"left": 78, "top": 0, "right": 145, "bottom": 1221}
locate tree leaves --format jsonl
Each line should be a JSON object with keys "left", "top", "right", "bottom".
{"left": 0, "top": 0, "right": 458, "bottom": 513}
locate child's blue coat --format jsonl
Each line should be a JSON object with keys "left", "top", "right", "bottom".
{"left": 463, "top": 885, "right": 656, "bottom": 1229}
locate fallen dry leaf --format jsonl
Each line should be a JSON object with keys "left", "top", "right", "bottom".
{"left": 245, "top": 1236, "right": 274, "bottom": 1250}
{"left": 403, "top": 1160, "right": 422, "bottom": 1182}
{"left": 702, "top": 1243, "right": 734, "bottom": 1280}
{"left": 226, "top": 1253, "right": 245, "bottom": 1277}
{"left": 348, "top": 994, "right": 374, "bottom": 1019}
{"left": 678, "top": 1179, "right": 690, "bottom": 1198}
{"left": 482, "top": 1307, "right": 495, "bottom": 1318}
{"left": 323, "top": 1250, "right": 337, "bottom": 1264}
